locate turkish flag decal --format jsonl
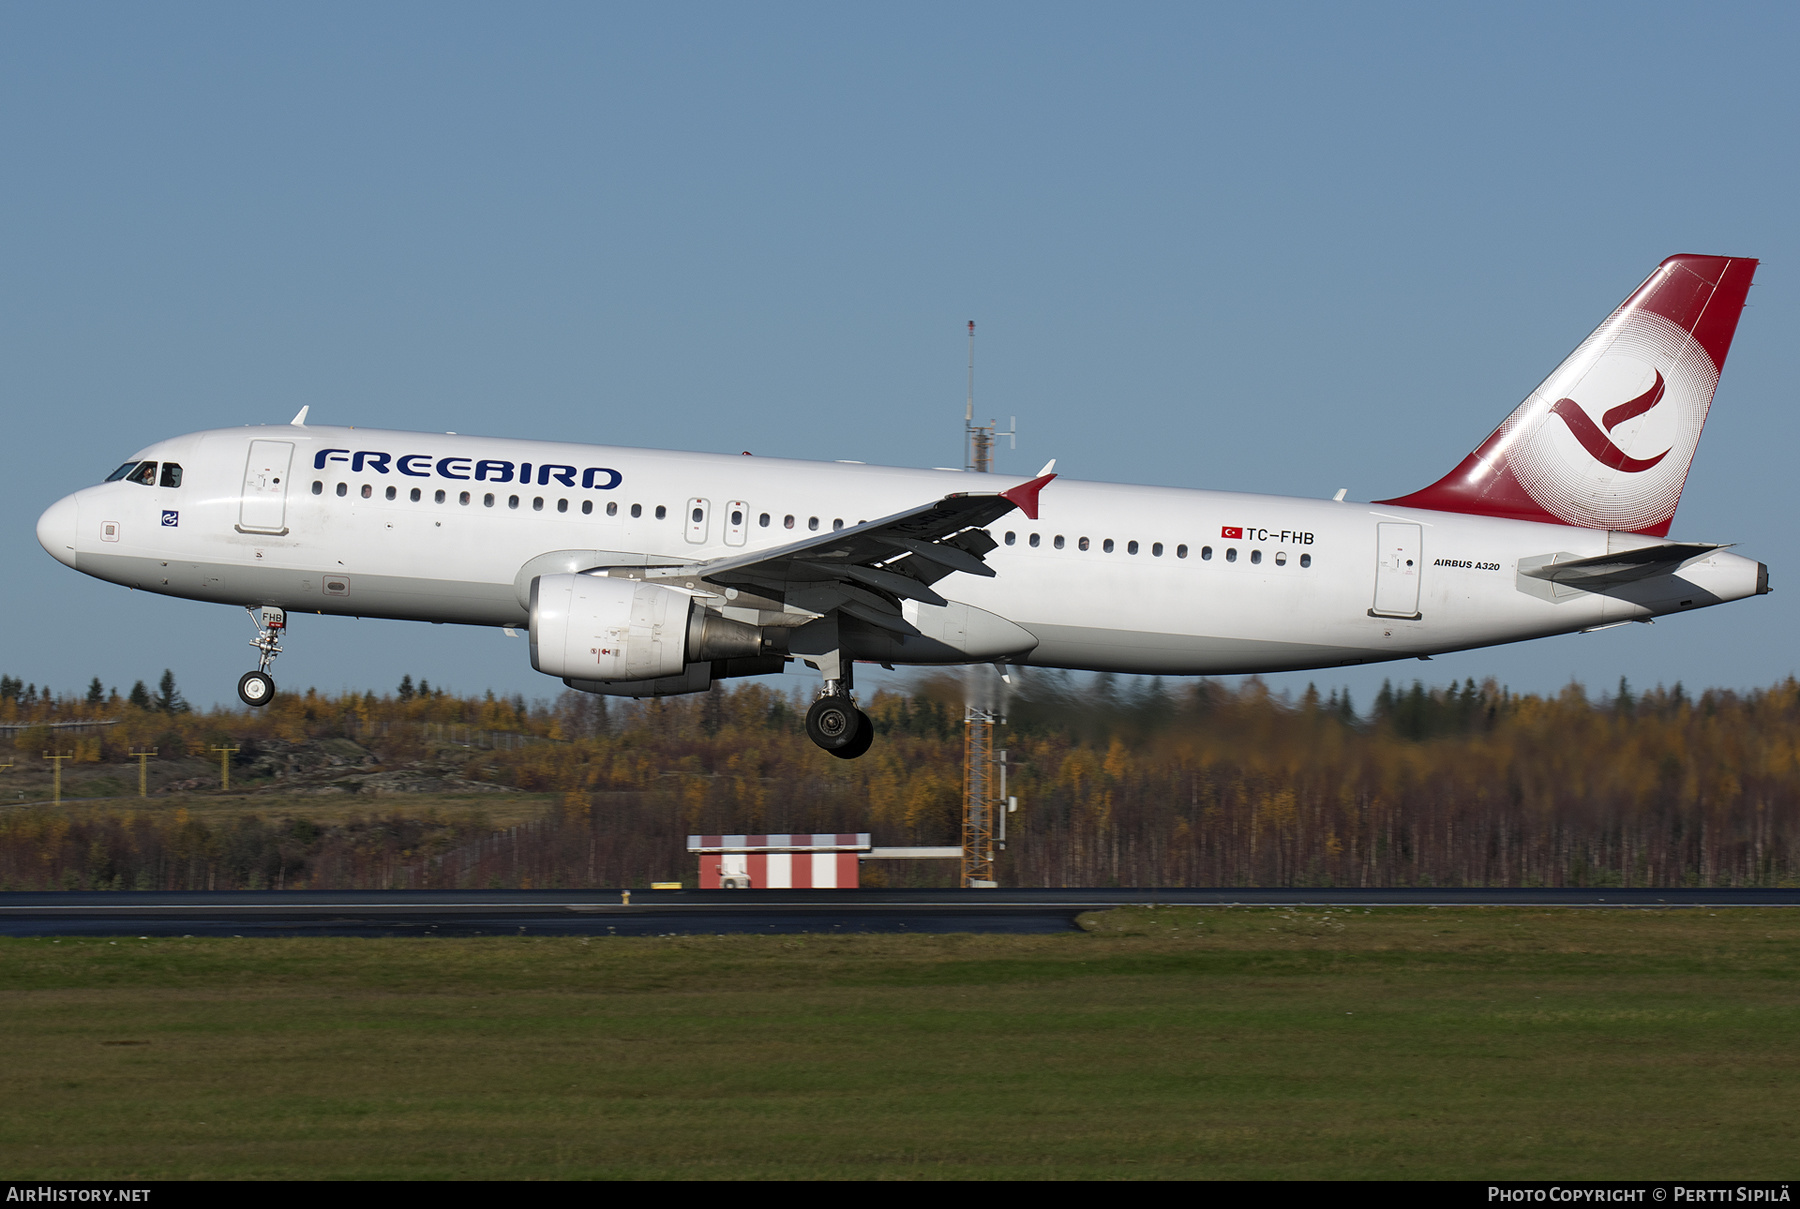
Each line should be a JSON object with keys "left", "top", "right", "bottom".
{"left": 1221, "top": 526, "right": 1243, "bottom": 539}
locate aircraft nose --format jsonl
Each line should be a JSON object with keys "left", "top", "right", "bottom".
{"left": 37, "top": 494, "right": 79, "bottom": 569}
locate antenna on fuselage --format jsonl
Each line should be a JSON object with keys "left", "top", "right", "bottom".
{"left": 289, "top": 406, "right": 309, "bottom": 427}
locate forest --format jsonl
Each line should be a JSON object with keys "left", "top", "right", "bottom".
{"left": 1, "top": 667, "right": 1796, "bottom": 890}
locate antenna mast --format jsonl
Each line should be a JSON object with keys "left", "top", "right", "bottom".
{"left": 956, "top": 320, "right": 1019, "bottom": 887}
{"left": 963, "top": 320, "right": 1015, "bottom": 473}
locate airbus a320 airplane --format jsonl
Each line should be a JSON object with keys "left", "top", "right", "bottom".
{"left": 37, "top": 255, "right": 1767, "bottom": 758}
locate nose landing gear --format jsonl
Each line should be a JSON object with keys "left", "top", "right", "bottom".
{"left": 238, "top": 606, "right": 285, "bottom": 707}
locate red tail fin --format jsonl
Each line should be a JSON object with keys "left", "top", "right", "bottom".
{"left": 1378, "top": 255, "right": 1757, "bottom": 536}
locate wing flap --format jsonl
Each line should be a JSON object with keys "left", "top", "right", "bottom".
{"left": 645, "top": 474, "right": 1056, "bottom": 620}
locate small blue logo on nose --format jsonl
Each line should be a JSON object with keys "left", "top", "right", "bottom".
{"left": 161, "top": 510, "right": 179, "bottom": 527}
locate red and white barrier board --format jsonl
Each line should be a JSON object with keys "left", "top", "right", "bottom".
{"left": 687, "top": 834, "right": 870, "bottom": 889}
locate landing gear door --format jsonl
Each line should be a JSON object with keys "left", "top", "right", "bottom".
{"left": 1370, "top": 522, "right": 1423, "bottom": 619}
{"left": 238, "top": 440, "right": 294, "bottom": 535}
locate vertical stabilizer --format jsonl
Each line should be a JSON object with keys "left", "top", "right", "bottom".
{"left": 1377, "top": 255, "right": 1756, "bottom": 536}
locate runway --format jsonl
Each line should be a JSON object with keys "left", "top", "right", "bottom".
{"left": 4, "top": 886, "right": 1799, "bottom": 937}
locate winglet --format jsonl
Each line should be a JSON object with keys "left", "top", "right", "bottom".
{"left": 1001, "top": 472, "right": 1057, "bottom": 521}
{"left": 290, "top": 406, "right": 310, "bottom": 427}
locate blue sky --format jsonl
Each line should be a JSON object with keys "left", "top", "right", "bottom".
{"left": 4, "top": 3, "right": 1796, "bottom": 709}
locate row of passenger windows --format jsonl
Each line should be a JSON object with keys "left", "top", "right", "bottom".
{"left": 311, "top": 481, "right": 858, "bottom": 532}
{"left": 315, "top": 480, "right": 649, "bottom": 516}
{"left": 305, "top": 481, "right": 1311, "bottom": 567}
{"left": 1002, "top": 530, "right": 1313, "bottom": 567}
{"left": 106, "top": 460, "right": 183, "bottom": 488}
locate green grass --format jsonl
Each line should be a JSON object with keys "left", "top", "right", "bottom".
{"left": 2, "top": 907, "right": 1797, "bottom": 1179}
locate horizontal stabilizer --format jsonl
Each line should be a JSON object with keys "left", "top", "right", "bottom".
{"left": 1519, "top": 542, "right": 1726, "bottom": 590}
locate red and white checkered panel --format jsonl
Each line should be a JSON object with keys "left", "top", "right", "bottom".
{"left": 690, "top": 834, "right": 869, "bottom": 888}
{"left": 687, "top": 833, "right": 870, "bottom": 853}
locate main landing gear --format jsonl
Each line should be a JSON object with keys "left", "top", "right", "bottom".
{"left": 803, "top": 645, "right": 873, "bottom": 759}
{"left": 237, "top": 605, "right": 285, "bottom": 707}
{"left": 807, "top": 690, "right": 873, "bottom": 760}
{"left": 793, "top": 618, "right": 874, "bottom": 759}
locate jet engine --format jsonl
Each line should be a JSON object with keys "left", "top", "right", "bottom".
{"left": 529, "top": 573, "right": 763, "bottom": 681}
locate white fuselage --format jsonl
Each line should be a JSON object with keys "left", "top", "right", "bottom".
{"left": 37, "top": 424, "right": 1767, "bottom": 678}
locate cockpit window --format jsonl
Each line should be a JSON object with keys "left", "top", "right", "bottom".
{"left": 125, "top": 462, "right": 158, "bottom": 486}
{"left": 105, "top": 462, "right": 140, "bottom": 483}
{"left": 159, "top": 463, "right": 183, "bottom": 488}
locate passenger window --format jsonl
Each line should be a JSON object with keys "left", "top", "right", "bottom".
{"left": 336, "top": 483, "right": 347, "bottom": 497}
{"left": 1005, "top": 532, "right": 1016, "bottom": 545}
{"left": 105, "top": 462, "right": 140, "bottom": 483}
{"left": 1176, "top": 544, "right": 1187, "bottom": 559}
{"left": 1078, "top": 537, "right": 1090, "bottom": 551}
{"left": 435, "top": 489, "right": 446, "bottom": 504}
{"left": 1054, "top": 535, "right": 1065, "bottom": 550}
{"left": 1152, "top": 542, "right": 1163, "bottom": 556}
{"left": 833, "top": 518, "right": 844, "bottom": 531}
{"left": 410, "top": 488, "right": 421, "bottom": 502}
{"left": 312, "top": 481, "right": 323, "bottom": 495}
{"left": 127, "top": 462, "right": 157, "bottom": 486}
{"left": 534, "top": 498, "right": 544, "bottom": 512}
{"left": 557, "top": 499, "right": 568, "bottom": 513}
{"left": 1226, "top": 548, "right": 1237, "bottom": 562}
{"left": 159, "top": 463, "right": 183, "bottom": 488}
{"left": 385, "top": 486, "right": 396, "bottom": 501}
{"left": 784, "top": 515, "right": 795, "bottom": 529}
{"left": 630, "top": 504, "right": 642, "bottom": 518}
{"left": 606, "top": 502, "right": 617, "bottom": 516}
{"left": 1127, "top": 540, "right": 1139, "bottom": 555}
{"left": 361, "top": 484, "right": 372, "bottom": 499}
{"left": 1103, "top": 539, "right": 1115, "bottom": 553}
{"left": 484, "top": 494, "right": 496, "bottom": 508}
{"left": 1300, "top": 553, "right": 1312, "bottom": 568}
{"left": 582, "top": 501, "right": 593, "bottom": 515}
{"left": 1251, "top": 549, "right": 1262, "bottom": 564}
{"left": 808, "top": 517, "right": 820, "bottom": 531}
{"left": 655, "top": 505, "right": 667, "bottom": 520}
{"left": 1274, "top": 551, "right": 1287, "bottom": 566}
{"left": 1029, "top": 534, "right": 1041, "bottom": 548}
{"left": 759, "top": 513, "right": 770, "bottom": 527}
{"left": 459, "top": 491, "right": 471, "bottom": 506}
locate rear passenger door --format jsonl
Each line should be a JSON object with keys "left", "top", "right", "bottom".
{"left": 1370, "top": 522, "right": 1423, "bottom": 619}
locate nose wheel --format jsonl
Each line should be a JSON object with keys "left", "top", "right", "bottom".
{"left": 237, "top": 671, "right": 275, "bottom": 706}
{"left": 239, "top": 605, "right": 285, "bottom": 707}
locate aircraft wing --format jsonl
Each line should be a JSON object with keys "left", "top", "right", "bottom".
{"left": 643, "top": 472, "right": 1056, "bottom": 632}
{"left": 1519, "top": 542, "right": 1727, "bottom": 590}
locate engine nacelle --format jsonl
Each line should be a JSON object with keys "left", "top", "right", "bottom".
{"left": 528, "top": 573, "right": 763, "bottom": 681}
